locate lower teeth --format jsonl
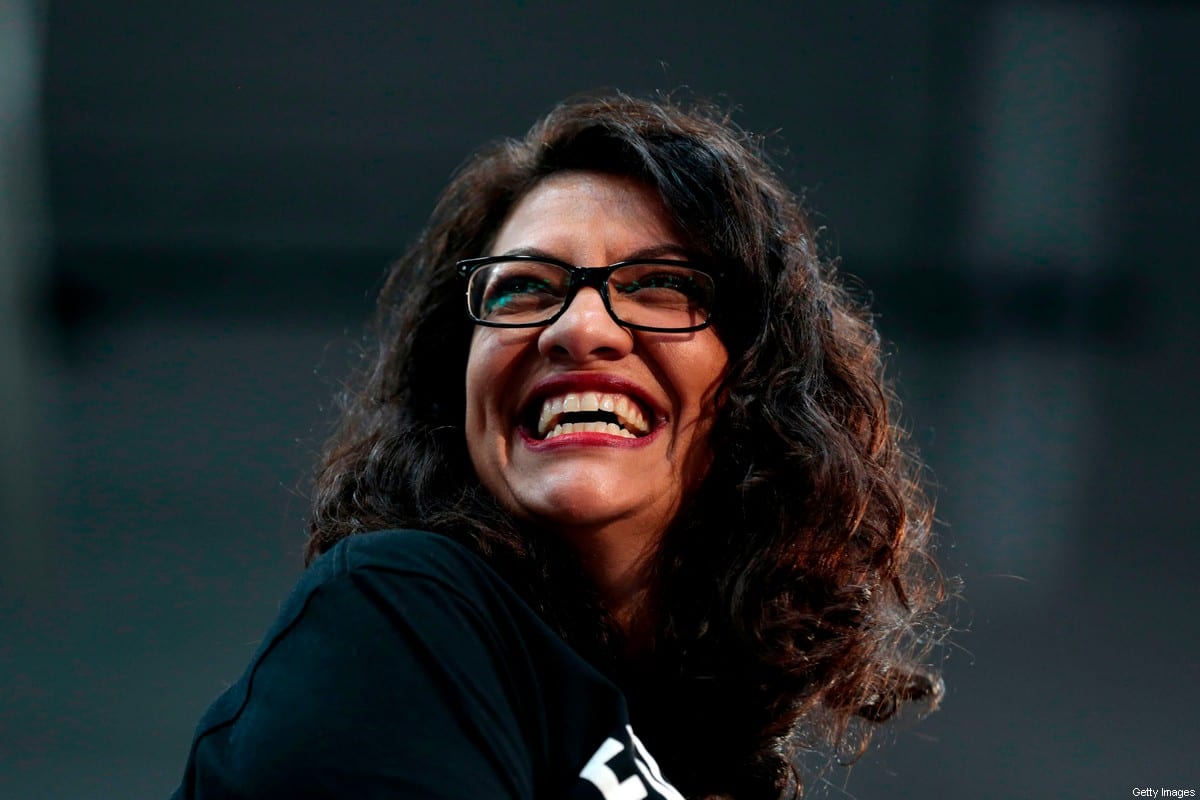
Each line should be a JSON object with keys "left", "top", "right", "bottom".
{"left": 545, "top": 421, "right": 636, "bottom": 440}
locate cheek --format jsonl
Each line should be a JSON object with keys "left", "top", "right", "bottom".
{"left": 463, "top": 343, "right": 496, "bottom": 492}
{"left": 464, "top": 336, "right": 497, "bottom": 440}
{"left": 464, "top": 330, "right": 524, "bottom": 441}
{"left": 676, "top": 337, "right": 729, "bottom": 462}
{"left": 676, "top": 334, "right": 730, "bottom": 419}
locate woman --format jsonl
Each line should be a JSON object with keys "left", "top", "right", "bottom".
{"left": 174, "top": 93, "right": 943, "bottom": 799}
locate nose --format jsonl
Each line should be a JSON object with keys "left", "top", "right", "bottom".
{"left": 537, "top": 285, "right": 634, "bottom": 363}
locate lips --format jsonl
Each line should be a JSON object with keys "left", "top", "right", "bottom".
{"left": 520, "top": 374, "right": 660, "bottom": 443}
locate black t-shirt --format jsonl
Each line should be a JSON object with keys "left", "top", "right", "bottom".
{"left": 172, "top": 529, "right": 684, "bottom": 799}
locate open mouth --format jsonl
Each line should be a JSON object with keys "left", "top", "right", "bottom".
{"left": 526, "top": 391, "right": 654, "bottom": 441}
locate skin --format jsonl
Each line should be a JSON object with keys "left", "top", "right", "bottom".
{"left": 464, "top": 171, "right": 729, "bottom": 623}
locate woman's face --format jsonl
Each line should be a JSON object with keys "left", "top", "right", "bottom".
{"left": 464, "top": 171, "right": 729, "bottom": 549}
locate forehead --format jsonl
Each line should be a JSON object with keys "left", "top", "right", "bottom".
{"left": 489, "top": 171, "right": 685, "bottom": 260}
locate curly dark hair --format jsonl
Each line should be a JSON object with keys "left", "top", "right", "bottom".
{"left": 307, "top": 93, "right": 944, "bottom": 799}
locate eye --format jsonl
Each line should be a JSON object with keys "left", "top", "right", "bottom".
{"left": 618, "top": 272, "right": 695, "bottom": 292}
{"left": 472, "top": 260, "right": 571, "bottom": 321}
{"left": 612, "top": 267, "right": 712, "bottom": 307}
{"left": 483, "top": 275, "right": 557, "bottom": 313}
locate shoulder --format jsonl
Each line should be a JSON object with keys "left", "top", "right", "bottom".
{"left": 304, "top": 528, "right": 510, "bottom": 606}
{"left": 287, "top": 529, "right": 561, "bottom": 679}
{"left": 176, "top": 529, "right": 688, "bottom": 799}
{"left": 316, "top": 527, "right": 480, "bottom": 569}
{"left": 178, "top": 530, "right": 550, "bottom": 798}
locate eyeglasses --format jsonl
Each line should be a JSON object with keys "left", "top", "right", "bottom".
{"left": 456, "top": 255, "right": 717, "bottom": 333}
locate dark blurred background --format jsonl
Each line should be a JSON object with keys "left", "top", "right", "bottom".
{"left": 3, "top": 1, "right": 1197, "bottom": 797}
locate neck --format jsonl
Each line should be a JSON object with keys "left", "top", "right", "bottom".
{"left": 560, "top": 519, "right": 658, "bottom": 640}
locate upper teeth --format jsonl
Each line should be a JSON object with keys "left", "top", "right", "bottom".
{"left": 536, "top": 391, "right": 651, "bottom": 439}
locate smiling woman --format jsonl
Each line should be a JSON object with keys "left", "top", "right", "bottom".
{"left": 174, "top": 94, "right": 945, "bottom": 800}
{"left": 464, "top": 172, "right": 729, "bottom": 623}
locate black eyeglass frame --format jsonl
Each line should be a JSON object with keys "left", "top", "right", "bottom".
{"left": 456, "top": 255, "right": 719, "bottom": 333}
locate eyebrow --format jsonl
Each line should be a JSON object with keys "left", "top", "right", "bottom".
{"left": 497, "top": 244, "right": 694, "bottom": 262}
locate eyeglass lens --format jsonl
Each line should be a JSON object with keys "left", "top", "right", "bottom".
{"left": 467, "top": 260, "right": 714, "bottom": 330}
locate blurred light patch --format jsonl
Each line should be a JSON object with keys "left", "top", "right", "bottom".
{"left": 961, "top": 3, "right": 1130, "bottom": 276}
{"left": 1, "top": 0, "right": 49, "bottom": 587}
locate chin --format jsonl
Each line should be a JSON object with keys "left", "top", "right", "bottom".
{"left": 512, "top": 479, "right": 650, "bottom": 532}
{"left": 527, "top": 486, "right": 631, "bottom": 524}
